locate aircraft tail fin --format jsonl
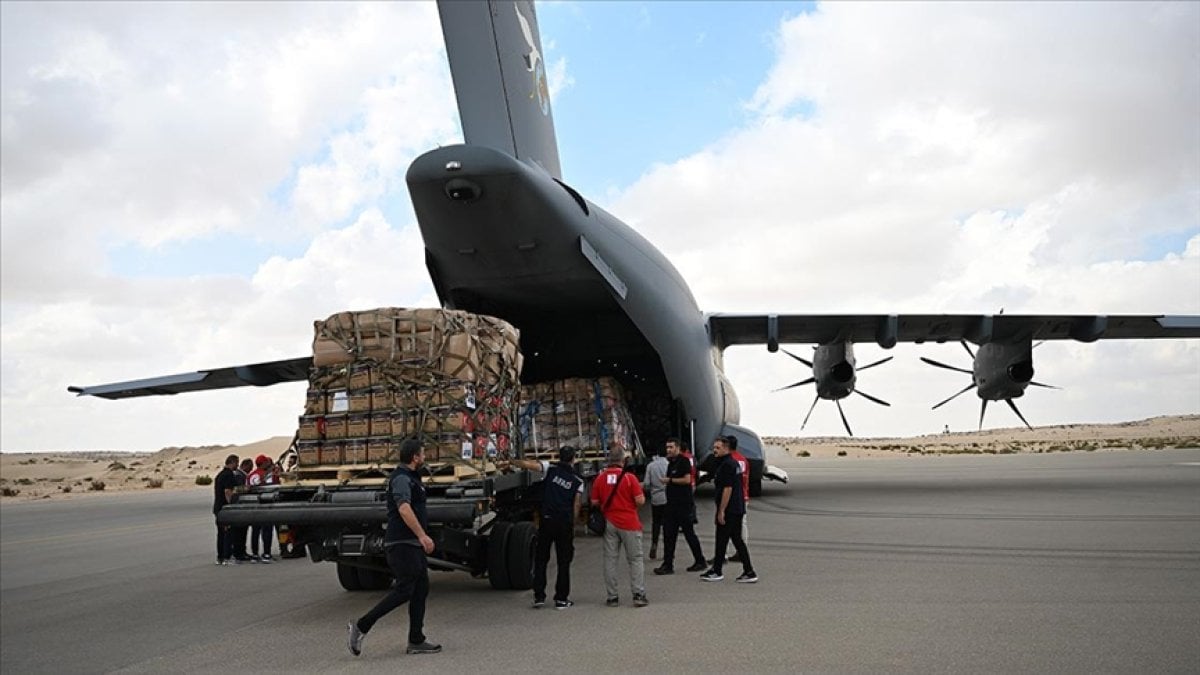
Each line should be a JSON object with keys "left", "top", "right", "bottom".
{"left": 437, "top": 0, "right": 562, "bottom": 179}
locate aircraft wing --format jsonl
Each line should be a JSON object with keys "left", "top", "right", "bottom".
{"left": 707, "top": 313, "right": 1200, "bottom": 351}
{"left": 68, "top": 356, "right": 313, "bottom": 400}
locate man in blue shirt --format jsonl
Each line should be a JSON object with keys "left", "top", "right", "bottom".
{"left": 348, "top": 439, "right": 442, "bottom": 657}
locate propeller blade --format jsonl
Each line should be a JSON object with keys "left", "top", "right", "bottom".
{"left": 1005, "top": 398, "right": 1032, "bottom": 430}
{"left": 773, "top": 377, "right": 816, "bottom": 392}
{"left": 978, "top": 399, "right": 988, "bottom": 431}
{"left": 781, "top": 348, "right": 814, "bottom": 368}
{"left": 932, "top": 382, "right": 976, "bottom": 410}
{"left": 921, "top": 357, "right": 974, "bottom": 375}
{"left": 960, "top": 340, "right": 976, "bottom": 360}
{"left": 800, "top": 394, "right": 821, "bottom": 430}
{"left": 857, "top": 356, "right": 893, "bottom": 372}
{"left": 853, "top": 388, "right": 891, "bottom": 407}
{"left": 1028, "top": 380, "right": 1059, "bottom": 390}
{"left": 835, "top": 399, "right": 853, "bottom": 437}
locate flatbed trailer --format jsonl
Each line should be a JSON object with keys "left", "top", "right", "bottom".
{"left": 215, "top": 462, "right": 607, "bottom": 591}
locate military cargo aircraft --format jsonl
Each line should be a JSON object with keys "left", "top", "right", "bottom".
{"left": 69, "top": 0, "right": 1200, "bottom": 497}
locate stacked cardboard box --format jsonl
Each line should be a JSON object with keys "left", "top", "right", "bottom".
{"left": 296, "top": 308, "right": 521, "bottom": 472}
{"left": 516, "top": 377, "right": 643, "bottom": 463}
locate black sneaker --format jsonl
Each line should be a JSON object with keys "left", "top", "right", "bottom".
{"left": 653, "top": 565, "right": 674, "bottom": 575}
{"left": 736, "top": 572, "right": 759, "bottom": 583}
{"left": 532, "top": 596, "right": 545, "bottom": 609}
{"left": 605, "top": 596, "right": 619, "bottom": 607}
{"left": 699, "top": 569, "right": 724, "bottom": 582}
{"left": 632, "top": 593, "right": 649, "bottom": 608}
{"left": 347, "top": 622, "right": 365, "bottom": 657}
{"left": 406, "top": 641, "right": 442, "bottom": 655}
{"left": 554, "top": 599, "right": 574, "bottom": 610}
{"left": 686, "top": 561, "right": 707, "bottom": 572}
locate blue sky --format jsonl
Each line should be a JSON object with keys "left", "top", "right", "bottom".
{"left": 540, "top": 1, "right": 814, "bottom": 197}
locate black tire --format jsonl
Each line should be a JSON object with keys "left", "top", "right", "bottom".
{"left": 506, "top": 521, "right": 537, "bottom": 590}
{"left": 357, "top": 565, "right": 393, "bottom": 591}
{"left": 487, "top": 521, "right": 513, "bottom": 590}
{"left": 337, "top": 561, "right": 363, "bottom": 591}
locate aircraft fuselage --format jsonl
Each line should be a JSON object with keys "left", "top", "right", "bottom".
{"left": 407, "top": 145, "right": 738, "bottom": 460}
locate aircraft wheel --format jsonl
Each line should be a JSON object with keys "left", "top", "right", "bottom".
{"left": 487, "top": 521, "right": 513, "bottom": 590}
{"left": 506, "top": 521, "right": 537, "bottom": 590}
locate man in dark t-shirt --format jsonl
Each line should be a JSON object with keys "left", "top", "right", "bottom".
{"left": 513, "top": 446, "right": 584, "bottom": 608}
{"left": 213, "top": 454, "right": 239, "bottom": 565}
{"left": 655, "top": 438, "right": 706, "bottom": 575}
{"left": 700, "top": 436, "right": 757, "bottom": 583}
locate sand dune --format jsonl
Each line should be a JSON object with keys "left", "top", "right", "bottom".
{"left": 1, "top": 437, "right": 292, "bottom": 501}
{"left": 2, "top": 415, "right": 1198, "bottom": 501}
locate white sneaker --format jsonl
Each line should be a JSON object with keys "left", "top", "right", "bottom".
{"left": 347, "top": 622, "right": 365, "bottom": 656}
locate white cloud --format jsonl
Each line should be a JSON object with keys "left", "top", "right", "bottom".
{"left": 611, "top": 1, "right": 1200, "bottom": 437}
{"left": 1, "top": 2, "right": 450, "bottom": 451}
{"left": 1, "top": 1, "right": 1197, "bottom": 451}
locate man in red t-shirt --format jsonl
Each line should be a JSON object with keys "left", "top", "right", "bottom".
{"left": 247, "top": 454, "right": 276, "bottom": 563}
{"left": 590, "top": 444, "right": 647, "bottom": 607}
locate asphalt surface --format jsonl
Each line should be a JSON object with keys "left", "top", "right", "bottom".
{"left": 2, "top": 448, "right": 1199, "bottom": 673}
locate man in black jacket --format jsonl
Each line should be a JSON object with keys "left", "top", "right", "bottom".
{"left": 212, "top": 454, "right": 239, "bottom": 565}
{"left": 512, "top": 446, "right": 584, "bottom": 609}
{"left": 348, "top": 439, "right": 442, "bottom": 657}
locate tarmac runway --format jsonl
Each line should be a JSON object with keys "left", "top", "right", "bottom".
{"left": 3, "top": 447, "right": 1198, "bottom": 673}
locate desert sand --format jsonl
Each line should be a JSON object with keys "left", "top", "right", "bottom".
{"left": 0, "top": 437, "right": 291, "bottom": 502}
{"left": 2, "top": 415, "right": 1198, "bottom": 501}
{"left": 767, "top": 414, "right": 1200, "bottom": 459}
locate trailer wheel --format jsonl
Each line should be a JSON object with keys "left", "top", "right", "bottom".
{"left": 357, "top": 566, "right": 393, "bottom": 591}
{"left": 337, "top": 562, "right": 363, "bottom": 591}
{"left": 487, "top": 521, "right": 513, "bottom": 590}
{"left": 506, "top": 521, "right": 536, "bottom": 590}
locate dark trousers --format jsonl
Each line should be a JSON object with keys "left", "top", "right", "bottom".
{"left": 251, "top": 524, "right": 273, "bottom": 556}
{"left": 231, "top": 525, "right": 249, "bottom": 559}
{"left": 662, "top": 502, "right": 705, "bottom": 569}
{"left": 713, "top": 512, "right": 752, "bottom": 575}
{"left": 649, "top": 504, "right": 665, "bottom": 548}
{"left": 357, "top": 545, "right": 429, "bottom": 644}
{"left": 216, "top": 522, "right": 232, "bottom": 560}
{"left": 533, "top": 518, "right": 574, "bottom": 602}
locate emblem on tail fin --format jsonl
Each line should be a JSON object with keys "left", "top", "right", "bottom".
{"left": 516, "top": 3, "right": 550, "bottom": 115}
